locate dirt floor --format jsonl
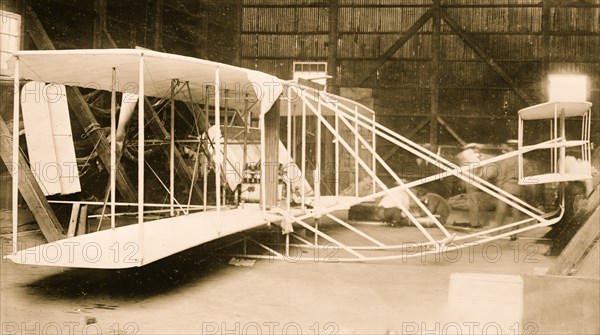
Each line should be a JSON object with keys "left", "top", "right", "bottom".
{"left": 1, "top": 209, "right": 555, "bottom": 335}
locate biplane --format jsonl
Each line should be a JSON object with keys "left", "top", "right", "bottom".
{"left": 3, "top": 49, "right": 593, "bottom": 268}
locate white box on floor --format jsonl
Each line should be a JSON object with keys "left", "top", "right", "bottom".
{"left": 448, "top": 272, "right": 523, "bottom": 328}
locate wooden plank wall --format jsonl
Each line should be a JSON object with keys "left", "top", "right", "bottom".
{"left": 13, "top": 0, "right": 599, "bottom": 148}
{"left": 7, "top": 0, "right": 599, "bottom": 179}
{"left": 240, "top": 0, "right": 600, "bottom": 146}
{"left": 24, "top": 0, "right": 238, "bottom": 63}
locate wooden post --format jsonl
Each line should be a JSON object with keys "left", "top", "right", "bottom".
{"left": 93, "top": 0, "right": 107, "bottom": 48}
{"left": 430, "top": 0, "right": 441, "bottom": 152}
{"left": 77, "top": 205, "right": 88, "bottom": 236}
{"left": 15, "top": 0, "right": 30, "bottom": 50}
{"left": 233, "top": 0, "right": 243, "bottom": 66}
{"left": 154, "top": 0, "right": 164, "bottom": 51}
{"left": 198, "top": 0, "right": 209, "bottom": 59}
{"left": 67, "top": 204, "right": 81, "bottom": 238}
{"left": 541, "top": 0, "right": 551, "bottom": 101}
{"left": 264, "top": 100, "right": 281, "bottom": 207}
{"left": 327, "top": 0, "right": 339, "bottom": 94}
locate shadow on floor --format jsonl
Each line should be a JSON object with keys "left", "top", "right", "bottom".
{"left": 24, "top": 240, "right": 235, "bottom": 300}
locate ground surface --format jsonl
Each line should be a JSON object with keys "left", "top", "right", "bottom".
{"left": 1, "top": 209, "right": 554, "bottom": 335}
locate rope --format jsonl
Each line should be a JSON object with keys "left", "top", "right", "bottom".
{"left": 81, "top": 123, "right": 102, "bottom": 139}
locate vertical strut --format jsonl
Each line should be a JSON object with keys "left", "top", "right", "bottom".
{"left": 169, "top": 79, "right": 176, "bottom": 217}
{"left": 215, "top": 68, "right": 221, "bottom": 213}
{"left": 138, "top": 55, "right": 145, "bottom": 265}
{"left": 12, "top": 57, "right": 20, "bottom": 252}
{"left": 110, "top": 68, "right": 117, "bottom": 229}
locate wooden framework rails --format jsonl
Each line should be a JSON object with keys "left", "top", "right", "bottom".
{"left": 239, "top": 1, "right": 600, "bottom": 150}
{"left": 4, "top": 49, "right": 592, "bottom": 268}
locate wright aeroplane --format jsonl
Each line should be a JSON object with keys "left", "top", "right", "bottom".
{"left": 3, "top": 49, "right": 593, "bottom": 268}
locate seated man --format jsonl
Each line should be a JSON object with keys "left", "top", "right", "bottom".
{"left": 379, "top": 187, "right": 409, "bottom": 226}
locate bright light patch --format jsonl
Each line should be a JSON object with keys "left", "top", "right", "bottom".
{"left": 0, "top": 10, "right": 21, "bottom": 73}
{"left": 548, "top": 74, "right": 588, "bottom": 102}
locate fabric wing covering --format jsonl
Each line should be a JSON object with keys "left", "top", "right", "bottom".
{"left": 8, "top": 49, "right": 284, "bottom": 116}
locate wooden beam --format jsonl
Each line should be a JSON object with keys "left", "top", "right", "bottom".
{"left": 197, "top": 0, "right": 210, "bottom": 59}
{"left": 144, "top": 97, "right": 204, "bottom": 204}
{"left": 76, "top": 205, "right": 88, "bottom": 236}
{"left": 165, "top": 2, "right": 226, "bottom": 25}
{"left": 357, "top": 8, "right": 433, "bottom": 86}
{"left": 93, "top": 0, "right": 107, "bottom": 48}
{"left": 544, "top": 0, "right": 600, "bottom": 8}
{"left": 264, "top": 101, "right": 280, "bottom": 207}
{"left": 91, "top": 0, "right": 118, "bottom": 48}
{"left": 430, "top": 0, "right": 441, "bottom": 151}
{"left": 15, "top": 0, "right": 31, "bottom": 50}
{"left": 327, "top": 0, "right": 339, "bottom": 94}
{"left": 437, "top": 116, "right": 467, "bottom": 147}
{"left": 153, "top": 0, "right": 164, "bottom": 51}
{"left": 67, "top": 203, "right": 81, "bottom": 238}
{"left": 67, "top": 90, "right": 138, "bottom": 201}
{"left": 380, "top": 117, "right": 429, "bottom": 161}
{"left": 233, "top": 0, "right": 243, "bottom": 66}
{"left": 549, "top": 151, "right": 600, "bottom": 255}
{"left": 0, "top": 115, "right": 64, "bottom": 242}
{"left": 184, "top": 102, "right": 209, "bottom": 133}
{"left": 547, "top": 206, "right": 600, "bottom": 276}
{"left": 441, "top": 12, "right": 538, "bottom": 105}
{"left": 322, "top": 114, "right": 335, "bottom": 196}
{"left": 541, "top": 0, "right": 551, "bottom": 101}
{"left": 25, "top": 7, "right": 138, "bottom": 202}
{"left": 574, "top": 239, "right": 599, "bottom": 277}
{"left": 24, "top": 6, "right": 54, "bottom": 50}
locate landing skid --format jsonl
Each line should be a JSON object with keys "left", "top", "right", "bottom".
{"left": 220, "top": 201, "right": 563, "bottom": 263}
